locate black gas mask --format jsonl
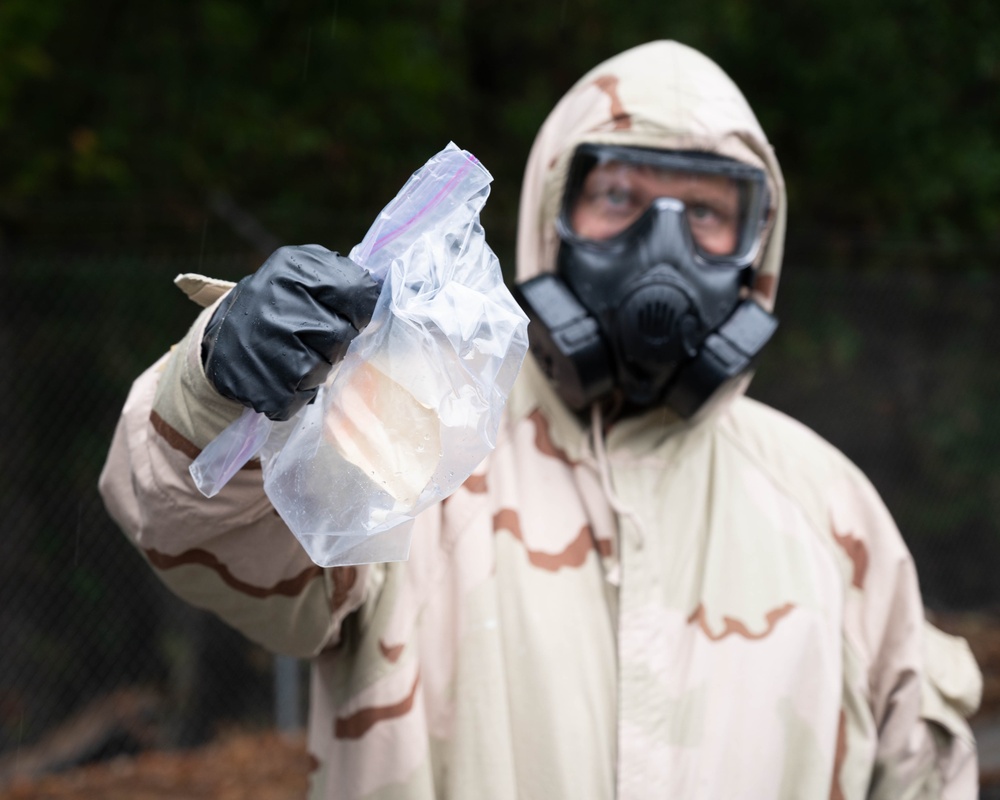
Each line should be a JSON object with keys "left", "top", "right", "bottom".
{"left": 514, "top": 144, "right": 779, "bottom": 418}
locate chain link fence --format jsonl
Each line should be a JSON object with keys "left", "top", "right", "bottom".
{"left": 1, "top": 249, "right": 998, "bottom": 784}
{"left": 0, "top": 253, "right": 294, "bottom": 782}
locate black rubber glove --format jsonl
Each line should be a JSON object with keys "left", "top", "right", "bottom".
{"left": 202, "top": 244, "right": 381, "bottom": 421}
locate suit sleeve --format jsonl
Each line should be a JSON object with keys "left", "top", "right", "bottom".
{"left": 834, "top": 465, "right": 981, "bottom": 800}
{"left": 99, "top": 298, "right": 374, "bottom": 658}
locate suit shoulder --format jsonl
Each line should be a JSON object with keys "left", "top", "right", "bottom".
{"left": 722, "top": 395, "right": 868, "bottom": 491}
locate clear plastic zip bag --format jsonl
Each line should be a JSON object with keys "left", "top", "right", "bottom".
{"left": 189, "top": 143, "right": 529, "bottom": 566}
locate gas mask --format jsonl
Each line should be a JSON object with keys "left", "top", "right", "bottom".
{"left": 514, "top": 144, "right": 779, "bottom": 418}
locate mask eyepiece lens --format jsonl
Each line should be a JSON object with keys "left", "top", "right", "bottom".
{"left": 560, "top": 145, "right": 768, "bottom": 265}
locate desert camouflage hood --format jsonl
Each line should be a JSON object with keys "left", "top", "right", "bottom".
{"left": 516, "top": 39, "right": 786, "bottom": 311}
{"left": 511, "top": 41, "right": 787, "bottom": 431}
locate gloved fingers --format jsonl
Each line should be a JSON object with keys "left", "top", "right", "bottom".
{"left": 279, "top": 245, "right": 382, "bottom": 331}
{"left": 314, "top": 258, "right": 381, "bottom": 331}
{"left": 237, "top": 301, "right": 362, "bottom": 418}
{"left": 265, "top": 387, "right": 318, "bottom": 422}
{"left": 296, "top": 323, "right": 359, "bottom": 368}
{"left": 216, "top": 350, "right": 320, "bottom": 422}
{"left": 201, "top": 244, "right": 382, "bottom": 421}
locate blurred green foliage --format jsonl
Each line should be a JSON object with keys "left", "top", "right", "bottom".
{"left": 1, "top": 0, "right": 999, "bottom": 267}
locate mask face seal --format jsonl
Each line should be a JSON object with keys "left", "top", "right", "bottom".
{"left": 515, "top": 144, "right": 779, "bottom": 418}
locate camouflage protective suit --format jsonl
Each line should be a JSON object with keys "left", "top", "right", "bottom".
{"left": 100, "top": 41, "right": 982, "bottom": 799}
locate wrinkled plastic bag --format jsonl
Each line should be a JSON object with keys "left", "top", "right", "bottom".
{"left": 189, "top": 143, "right": 529, "bottom": 567}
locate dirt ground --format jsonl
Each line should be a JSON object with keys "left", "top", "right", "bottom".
{"left": 1, "top": 612, "right": 998, "bottom": 799}
{"left": 0, "top": 730, "right": 311, "bottom": 800}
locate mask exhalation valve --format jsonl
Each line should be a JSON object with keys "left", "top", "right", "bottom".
{"left": 617, "top": 282, "right": 700, "bottom": 367}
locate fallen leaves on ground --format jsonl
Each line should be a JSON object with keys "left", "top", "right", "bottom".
{"left": 0, "top": 729, "right": 311, "bottom": 800}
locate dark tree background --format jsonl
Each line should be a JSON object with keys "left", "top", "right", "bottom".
{"left": 1, "top": 0, "right": 998, "bottom": 761}
{"left": 3, "top": 0, "right": 998, "bottom": 261}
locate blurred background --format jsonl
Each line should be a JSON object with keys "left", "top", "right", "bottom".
{"left": 1, "top": 0, "right": 999, "bottom": 795}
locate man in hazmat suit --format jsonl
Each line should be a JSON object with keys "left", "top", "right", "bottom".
{"left": 100, "top": 40, "right": 983, "bottom": 798}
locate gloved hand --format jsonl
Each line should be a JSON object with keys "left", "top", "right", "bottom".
{"left": 202, "top": 244, "right": 381, "bottom": 421}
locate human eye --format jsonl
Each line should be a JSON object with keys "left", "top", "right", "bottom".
{"left": 571, "top": 170, "right": 645, "bottom": 239}
{"left": 685, "top": 202, "right": 738, "bottom": 255}
{"left": 687, "top": 202, "right": 725, "bottom": 224}
{"left": 686, "top": 201, "right": 739, "bottom": 240}
{"left": 579, "top": 163, "right": 645, "bottom": 213}
{"left": 595, "top": 183, "right": 636, "bottom": 212}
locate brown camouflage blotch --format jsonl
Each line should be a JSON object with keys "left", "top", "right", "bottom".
{"left": 330, "top": 566, "right": 358, "bottom": 611}
{"left": 334, "top": 672, "right": 420, "bottom": 740}
{"left": 832, "top": 526, "right": 869, "bottom": 590}
{"left": 462, "top": 473, "right": 488, "bottom": 494}
{"left": 687, "top": 602, "right": 795, "bottom": 641}
{"left": 379, "top": 641, "right": 405, "bottom": 663}
{"left": 752, "top": 272, "right": 776, "bottom": 303}
{"left": 526, "top": 525, "right": 597, "bottom": 571}
{"left": 592, "top": 75, "right": 632, "bottom": 130}
{"left": 145, "top": 547, "right": 322, "bottom": 598}
{"left": 149, "top": 409, "right": 261, "bottom": 469}
{"left": 494, "top": 509, "right": 599, "bottom": 571}
{"left": 494, "top": 508, "right": 523, "bottom": 539}
{"left": 528, "top": 409, "right": 575, "bottom": 464}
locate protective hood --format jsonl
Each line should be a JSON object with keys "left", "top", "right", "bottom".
{"left": 516, "top": 40, "right": 786, "bottom": 312}
{"left": 511, "top": 41, "right": 786, "bottom": 430}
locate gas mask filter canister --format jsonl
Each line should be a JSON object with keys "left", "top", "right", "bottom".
{"left": 514, "top": 144, "right": 779, "bottom": 418}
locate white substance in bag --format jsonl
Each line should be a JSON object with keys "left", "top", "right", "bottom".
{"left": 190, "top": 143, "right": 528, "bottom": 567}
